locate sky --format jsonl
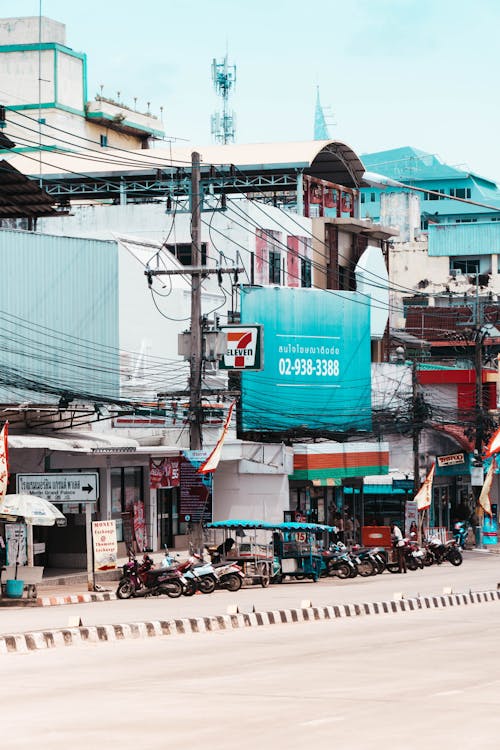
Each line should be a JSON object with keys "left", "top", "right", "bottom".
{"left": 2, "top": 0, "right": 500, "bottom": 182}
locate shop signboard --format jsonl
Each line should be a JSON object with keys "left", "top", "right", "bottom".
{"left": 436, "top": 452, "right": 470, "bottom": 477}
{"left": 149, "top": 457, "right": 180, "bottom": 489}
{"left": 92, "top": 520, "right": 117, "bottom": 571}
{"left": 218, "top": 325, "right": 263, "bottom": 371}
{"left": 404, "top": 500, "right": 418, "bottom": 536}
{"left": 5, "top": 523, "right": 27, "bottom": 566}
{"left": 16, "top": 472, "right": 99, "bottom": 503}
{"left": 240, "top": 287, "right": 371, "bottom": 432}
{"left": 179, "top": 451, "right": 213, "bottom": 524}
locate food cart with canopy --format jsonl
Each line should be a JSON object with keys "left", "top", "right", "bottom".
{"left": 204, "top": 519, "right": 276, "bottom": 587}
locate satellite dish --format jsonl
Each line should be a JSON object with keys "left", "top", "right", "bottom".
{"left": 355, "top": 245, "right": 389, "bottom": 339}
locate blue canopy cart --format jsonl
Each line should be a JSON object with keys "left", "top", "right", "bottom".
{"left": 270, "top": 522, "right": 336, "bottom": 583}
{"left": 204, "top": 520, "right": 276, "bottom": 587}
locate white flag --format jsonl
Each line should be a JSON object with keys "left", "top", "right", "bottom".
{"left": 478, "top": 458, "right": 494, "bottom": 518}
{"left": 197, "top": 402, "right": 236, "bottom": 475}
{"left": 415, "top": 462, "right": 435, "bottom": 511}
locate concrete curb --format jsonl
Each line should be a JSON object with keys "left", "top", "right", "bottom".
{"left": 36, "top": 591, "right": 117, "bottom": 607}
{"left": 1, "top": 588, "right": 499, "bottom": 655}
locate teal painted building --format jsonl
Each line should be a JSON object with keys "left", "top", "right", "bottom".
{"left": 360, "top": 146, "right": 500, "bottom": 228}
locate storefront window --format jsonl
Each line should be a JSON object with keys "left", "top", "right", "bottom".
{"left": 111, "top": 467, "right": 143, "bottom": 542}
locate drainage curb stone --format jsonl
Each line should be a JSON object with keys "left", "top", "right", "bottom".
{"left": 2, "top": 589, "right": 499, "bottom": 655}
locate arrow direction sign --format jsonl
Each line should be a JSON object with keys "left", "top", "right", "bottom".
{"left": 16, "top": 473, "right": 99, "bottom": 503}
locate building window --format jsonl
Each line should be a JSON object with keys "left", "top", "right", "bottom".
{"left": 301, "top": 258, "right": 312, "bottom": 287}
{"left": 429, "top": 189, "right": 446, "bottom": 200}
{"left": 166, "top": 242, "right": 207, "bottom": 266}
{"left": 455, "top": 218, "right": 477, "bottom": 223}
{"left": 100, "top": 134, "right": 108, "bottom": 147}
{"left": 450, "top": 187, "right": 471, "bottom": 199}
{"left": 360, "top": 193, "right": 365, "bottom": 204}
{"left": 269, "top": 249, "right": 281, "bottom": 283}
{"left": 450, "top": 258, "right": 480, "bottom": 276}
{"left": 111, "top": 466, "right": 144, "bottom": 542}
{"left": 370, "top": 192, "right": 376, "bottom": 202}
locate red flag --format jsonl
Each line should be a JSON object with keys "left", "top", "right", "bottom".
{"left": 478, "top": 458, "right": 494, "bottom": 518}
{"left": 415, "top": 462, "right": 435, "bottom": 511}
{"left": 197, "top": 402, "right": 235, "bottom": 475}
{"left": 0, "top": 422, "right": 9, "bottom": 499}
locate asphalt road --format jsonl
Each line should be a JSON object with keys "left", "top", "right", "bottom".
{"left": 2, "top": 599, "right": 500, "bottom": 749}
{"left": 1, "top": 550, "right": 498, "bottom": 635}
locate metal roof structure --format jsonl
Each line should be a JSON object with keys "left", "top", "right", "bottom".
{"left": 0, "top": 159, "right": 60, "bottom": 218}
{"left": 4, "top": 140, "right": 367, "bottom": 202}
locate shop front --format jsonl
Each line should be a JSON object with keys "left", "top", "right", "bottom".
{"left": 289, "top": 441, "right": 390, "bottom": 529}
{"left": 7, "top": 431, "right": 181, "bottom": 568}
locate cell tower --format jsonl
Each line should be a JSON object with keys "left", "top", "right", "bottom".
{"left": 211, "top": 54, "right": 236, "bottom": 144}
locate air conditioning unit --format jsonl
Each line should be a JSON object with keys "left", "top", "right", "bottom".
{"left": 450, "top": 268, "right": 462, "bottom": 277}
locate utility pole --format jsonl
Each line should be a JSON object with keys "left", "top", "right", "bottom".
{"left": 189, "top": 152, "right": 203, "bottom": 450}
{"left": 145, "top": 152, "right": 243, "bottom": 449}
{"left": 412, "top": 359, "right": 421, "bottom": 495}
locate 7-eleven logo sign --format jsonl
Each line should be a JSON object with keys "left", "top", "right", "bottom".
{"left": 219, "top": 325, "right": 263, "bottom": 370}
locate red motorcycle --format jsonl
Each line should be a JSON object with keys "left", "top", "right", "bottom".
{"left": 116, "top": 554, "right": 186, "bottom": 599}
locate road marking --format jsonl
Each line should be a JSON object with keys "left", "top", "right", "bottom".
{"left": 433, "top": 689, "right": 463, "bottom": 697}
{"left": 300, "top": 717, "right": 345, "bottom": 726}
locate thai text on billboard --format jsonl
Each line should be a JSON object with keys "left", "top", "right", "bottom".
{"left": 240, "top": 287, "right": 371, "bottom": 432}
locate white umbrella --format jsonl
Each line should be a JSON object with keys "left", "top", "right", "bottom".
{"left": 0, "top": 494, "right": 66, "bottom": 526}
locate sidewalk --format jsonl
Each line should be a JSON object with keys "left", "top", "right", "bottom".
{"left": 0, "top": 550, "right": 189, "bottom": 608}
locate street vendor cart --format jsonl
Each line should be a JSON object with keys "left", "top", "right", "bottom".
{"left": 271, "top": 522, "right": 336, "bottom": 583}
{"left": 204, "top": 520, "right": 276, "bottom": 588}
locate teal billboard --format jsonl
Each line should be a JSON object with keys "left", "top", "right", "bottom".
{"left": 240, "top": 287, "right": 371, "bottom": 433}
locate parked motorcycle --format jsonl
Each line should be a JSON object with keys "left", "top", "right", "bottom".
{"left": 351, "top": 545, "right": 379, "bottom": 576}
{"left": 427, "top": 536, "right": 463, "bottom": 566}
{"left": 172, "top": 555, "right": 218, "bottom": 595}
{"left": 404, "top": 539, "right": 425, "bottom": 570}
{"left": 212, "top": 561, "right": 245, "bottom": 591}
{"left": 453, "top": 520, "right": 469, "bottom": 550}
{"left": 116, "top": 554, "right": 186, "bottom": 599}
{"left": 324, "top": 543, "right": 357, "bottom": 579}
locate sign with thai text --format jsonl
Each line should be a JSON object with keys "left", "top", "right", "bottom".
{"left": 92, "top": 520, "right": 117, "bottom": 571}
{"left": 16, "top": 473, "right": 99, "bottom": 503}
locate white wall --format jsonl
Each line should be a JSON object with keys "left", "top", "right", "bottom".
{"left": 213, "top": 462, "right": 289, "bottom": 523}
{"left": 0, "top": 50, "right": 54, "bottom": 104}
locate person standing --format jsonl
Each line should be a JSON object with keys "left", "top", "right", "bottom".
{"left": 391, "top": 523, "right": 407, "bottom": 573}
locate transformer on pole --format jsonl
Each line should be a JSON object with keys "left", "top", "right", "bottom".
{"left": 211, "top": 54, "right": 236, "bottom": 144}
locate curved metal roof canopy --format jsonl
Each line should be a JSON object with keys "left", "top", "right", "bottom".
{"left": 5, "top": 139, "right": 366, "bottom": 189}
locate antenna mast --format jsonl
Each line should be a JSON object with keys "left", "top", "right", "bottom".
{"left": 211, "top": 54, "right": 237, "bottom": 144}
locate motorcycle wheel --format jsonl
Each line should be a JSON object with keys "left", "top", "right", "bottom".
{"left": 183, "top": 580, "right": 197, "bottom": 597}
{"left": 406, "top": 556, "right": 418, "bottom": 571}
{"left": 386, "top": 562, "right": 401, "bottom": 573}
{"left": 163, "top": 579, "right": 183, "bottom": 599}
{"left": 448, "top": 550, "right": 463, "bottom": 566}
{"left": 422, "top": 552, "right": 434, "bottom": 567}
{"left": 327, "top": 562, "right": 338, "bottom": 577}
{"left": 373, "top": 556, "right": 386, "bottom": 574}
{"left": 117, "top": 580, "right": 134, "bottom": 599}
{"left": 199, "top": 577, "right": 216, "bottom": 594}
{"left": 357, "top": 559, "right": 376, "bottom": 577}
{"left": 335, "top": 563, "right": 352, "bottom": 579}
{"left": 225, "top": 574, "right": 242, "bottom": 592}
{"left": 348, "top": 564, "right": 358, "bottom": 578}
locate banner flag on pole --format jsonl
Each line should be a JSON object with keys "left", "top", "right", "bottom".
{"left": 197, "top": 402, "right": 236, "bottom": 475}
{"left": 478, "top": 457, "right": 494, "bottom": 518}
{"left": 415, "top": 462, "right": 435, "bottom": 511}
{"left": 485, "top": 427, "right": 500, "bottom": 458}
{"left": 0, "top": 422, "right": 9, "bottom": 500}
